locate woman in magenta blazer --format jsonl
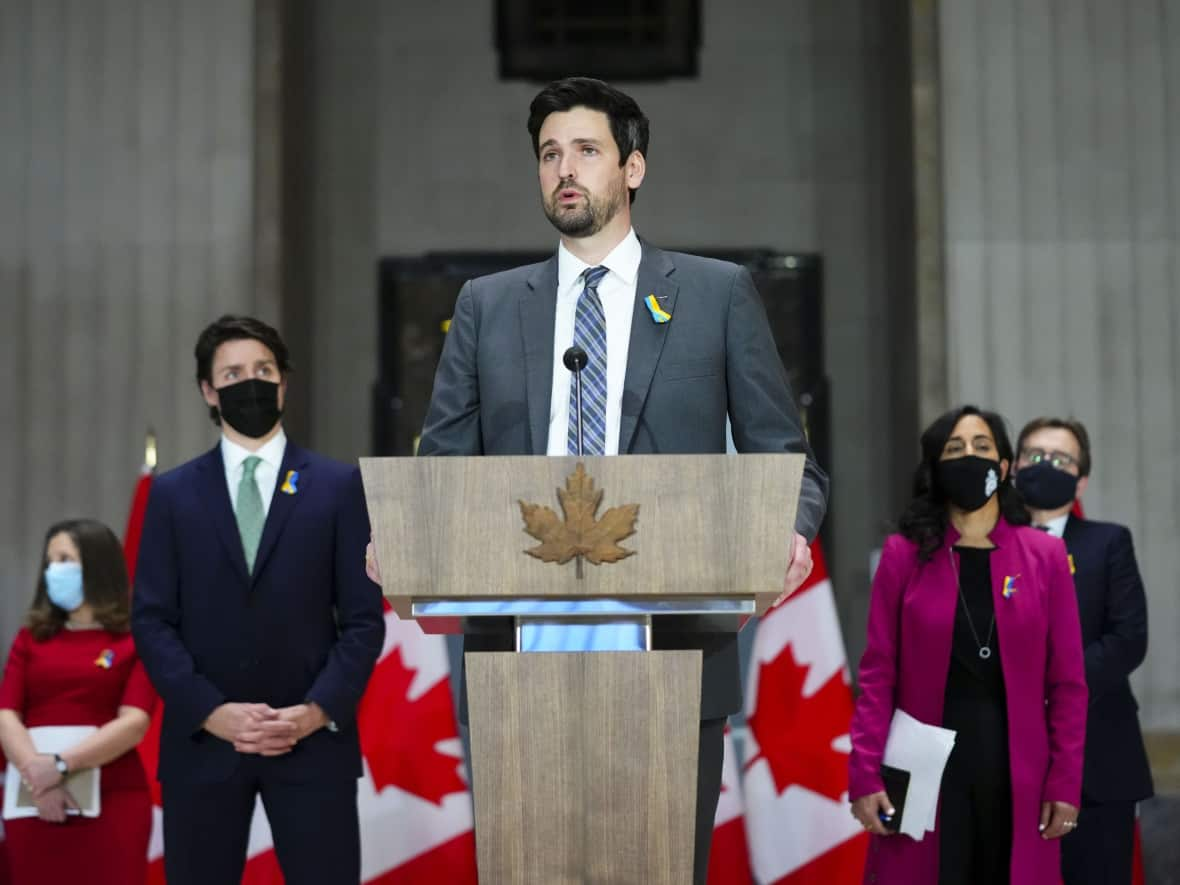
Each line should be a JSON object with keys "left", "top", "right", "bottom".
{"left": 848, "top": 406, "right": 1087, "bottom": 885}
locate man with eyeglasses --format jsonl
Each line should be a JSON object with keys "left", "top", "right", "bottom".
{"left": 1014, "top": 417, "right": 1153, "bottom": 885}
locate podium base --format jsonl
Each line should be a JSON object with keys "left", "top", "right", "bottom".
{"left": 466, "top": 650, "right": 702, "bottom": 884}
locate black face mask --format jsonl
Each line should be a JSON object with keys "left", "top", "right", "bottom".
{"left": 1016, "top": 462, "right": 1079, "bottom": 510}
{"left": 215, "top": 379, "right": 282, "bottom": 439}
{"left": 936, "top": 455, "right": 1002, "bottom": 512}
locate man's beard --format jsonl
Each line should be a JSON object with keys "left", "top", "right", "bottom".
{"left": 543, "top": 177, "right": 627, "bottom": 237}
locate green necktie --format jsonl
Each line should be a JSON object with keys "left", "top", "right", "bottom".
{"left": 236, "top": 455, "right": 265, "bottom": 573}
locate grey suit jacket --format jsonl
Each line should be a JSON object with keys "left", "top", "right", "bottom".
{"left": 419, "top": 242, "right": 829, "bottom": 718}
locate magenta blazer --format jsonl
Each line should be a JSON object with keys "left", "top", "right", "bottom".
{"left": 849, "top": 517, "right": 1087, "bottom": 885}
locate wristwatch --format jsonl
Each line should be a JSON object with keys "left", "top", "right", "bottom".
{"left": 53, "top": 753, "right": 69, "bottom": 776}
{"left": 305, "top": 699, "right": 338, "bottom": 733}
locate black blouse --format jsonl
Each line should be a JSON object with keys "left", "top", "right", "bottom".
{"left": 944, "top": 546, "right": 1007, "bottom": 716}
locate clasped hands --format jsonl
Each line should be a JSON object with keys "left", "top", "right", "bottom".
{"left": 204, "top": 702, "right": 328, "bottom": 756}
{"left": 19, "top": 755, "right": 78, "bottom": 823}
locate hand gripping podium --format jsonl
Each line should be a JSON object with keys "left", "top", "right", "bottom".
{"left": 361, "top": 453, "right": 803, "bottom": 884}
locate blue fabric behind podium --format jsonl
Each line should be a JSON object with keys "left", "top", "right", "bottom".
{"left": 522, "top": 620, "right": 644, "bottom": 651}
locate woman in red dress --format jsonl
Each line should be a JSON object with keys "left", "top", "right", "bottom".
{"left": 0, "top": 518, "right": 157, "bottom": 885}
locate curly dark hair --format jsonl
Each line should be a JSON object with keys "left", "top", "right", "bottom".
{"left": 28, "top": 519, "right": 131, "bottom": 640}
{"left": 897, "top": 405, "right": 1030, "bottom": 561}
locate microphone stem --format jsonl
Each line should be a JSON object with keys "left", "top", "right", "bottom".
{"left": 571, "top": 361, "right": 586, "bottom": 579}
{"left": 574, "top": 370, "right": 585, "bottom": 457}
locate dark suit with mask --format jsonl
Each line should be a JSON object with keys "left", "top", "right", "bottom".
{"left": 418, "top": 241, "right": 828, "bottom": 884}
{"left": 132, "top": 442, "right": 385, "bottom": 885}
{"left": 1059, "top": 515, "right": 1153, "bottom": 885}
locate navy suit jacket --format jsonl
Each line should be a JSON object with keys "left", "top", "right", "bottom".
{"left": 419, "top": 244, "right": 829, "bottom": 720}
{"left": 131, "top": 440, "right": 386, "bottom": 786}
{"left": 1063, "top": 515, "right": 1154, "bottom": 803}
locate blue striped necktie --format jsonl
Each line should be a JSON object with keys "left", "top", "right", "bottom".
{"left": 538, "top": 265, "right": 641, "bottom": 652}
{"left": 567, "top": 265, "right": 610, "bottom": 455}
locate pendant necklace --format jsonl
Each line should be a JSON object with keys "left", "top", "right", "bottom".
{"left": 949, "top": 547, "right": 995, "bottom": 660}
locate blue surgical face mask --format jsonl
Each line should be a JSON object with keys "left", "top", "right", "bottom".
{"left": 44, "top": 561, "right": 85, "bottom": 612}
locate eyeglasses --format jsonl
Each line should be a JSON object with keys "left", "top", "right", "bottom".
{"left": 1020, "top": 448, "right": 1078, "bottom": 471}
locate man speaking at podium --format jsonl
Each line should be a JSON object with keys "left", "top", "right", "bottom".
{"left": 375, "top": 77, "right": 828, "bottom": 883}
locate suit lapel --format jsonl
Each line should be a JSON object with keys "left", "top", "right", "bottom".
{"left": 986, "top": 520, "right": 1026, "bottom": 677}
{"left": 1062, "top": 514, "right": 1088, "bottom": 597}
{"left": 929, "top": 542, "right": 960, "bottom": 709}
{"left": 195, "top": 446, "right": 251, "bottom": 585}
{"left": 521, "top": 256, "right": 558, "bottom": 455}
{"left": 990, "top": 541, "right": 1021, "bottom": 614}
{"left": 251, "top": 442, "right": 310, "bottom": 583}
{"left": 1062, "top": 514, "right": 1079, "bottom": 551}
{"left": 619, "top": 245, "right": 678, "bottom": 453}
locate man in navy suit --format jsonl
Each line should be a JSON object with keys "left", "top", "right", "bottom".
{"left": 1015, "top": 417, "right": 1153, "bottom": 885}
{"left": 132, "top": 315, "right": 385, "bottom": 885}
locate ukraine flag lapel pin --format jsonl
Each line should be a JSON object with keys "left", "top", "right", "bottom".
{"left": 280, "top": 469, "right": 299, "bottom": 495}
{"left": 644, "top": 293, "right": 672, "bottom": 324}
{"left": 94, "top": 649, "right": 115, "bottom": 669}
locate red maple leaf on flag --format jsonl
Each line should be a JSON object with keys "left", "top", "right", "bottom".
{"left": 745, "top": 644, "right": 854, "bottom": 801}
{"left": 356, "top": 645, "right": 467, "bottom": 805}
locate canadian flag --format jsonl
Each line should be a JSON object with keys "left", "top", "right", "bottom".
{"left": 739, "top": 542, "right": 867, "bottom": 883}
{"left": 706, "top": 728, "right": 752, "bottom": 883}
{"left": 124, "top": 472, "right": 478, "bottom": 883}
{"left": 123, "top": 464, "right": 164, "bottom": 823}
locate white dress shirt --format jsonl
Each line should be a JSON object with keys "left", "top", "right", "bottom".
{"left": 545, "top": 228, "right": 642, "bottom": 455}
{"left": 535, "top": 230, "right": 645, "bottom": 652}
{"left": 221, "top": 429, "right": 287, "bottom": 517}
{"left": 1038, "top": 513, "right": 1069, "bottom": 539}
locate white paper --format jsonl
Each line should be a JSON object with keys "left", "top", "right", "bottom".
{"left": 3, "top": 725, "right": 101, "bottom": 820}
{"left": 881, "top": 709, "right": 956, "bottom": 840}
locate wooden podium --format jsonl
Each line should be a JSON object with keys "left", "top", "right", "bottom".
{"left": 361, "top": 453, "right": 803, "bottom": 884}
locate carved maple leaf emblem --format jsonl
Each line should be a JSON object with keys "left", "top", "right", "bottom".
{"left": 519, "top": 463, "right": 639, "bottom": 566}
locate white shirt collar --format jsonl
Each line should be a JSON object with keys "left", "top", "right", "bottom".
{"left": 557, "top": 228, "right": 642, "bottom": 295}
{"left": 1040, "top": 513, "right": 1070, "bottom": 539}
{"left": 220, "top": 427, "right": 287, "bottom": 474}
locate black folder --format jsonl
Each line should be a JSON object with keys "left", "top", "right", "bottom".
{"left": 878, "top": 764, "right": 910, "bottom": 833}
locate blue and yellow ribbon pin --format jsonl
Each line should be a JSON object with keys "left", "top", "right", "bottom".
{"left": 280, "top": 470, "right": 299, "bottom": 495}
{"left": 1002, "top": 574, "right": 1020, "bottom": 599}
{"left": 644, "top": 294, "right": 672, "bottom": 324}
{"left": 1067, "top": 554, "right": 1076, "bottom": 575}
{"left": 94, "top": 649, "right": 115, "bottom": 669}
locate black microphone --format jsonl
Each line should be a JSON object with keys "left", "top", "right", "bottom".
{"left": 563, "top": 346, "right": 588, "bottom": 455}
{"left": 563, "top": 346, "right": 588, "bottom": 372}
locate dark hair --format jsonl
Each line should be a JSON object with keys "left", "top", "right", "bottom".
{"left": 897, "top": 405, "right": 1030, "bottom": 561}
{"left": 527, "top": 77, "right": 650, "bottom": 205}
{"left": 29, "top": 519, "right": 131, "bottom": 640}
{"left": 194, "top": 315, "right": 292, "bottom": 425}
{"left": 1016, "top": 416, "right": 1092, "bottom": 476}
